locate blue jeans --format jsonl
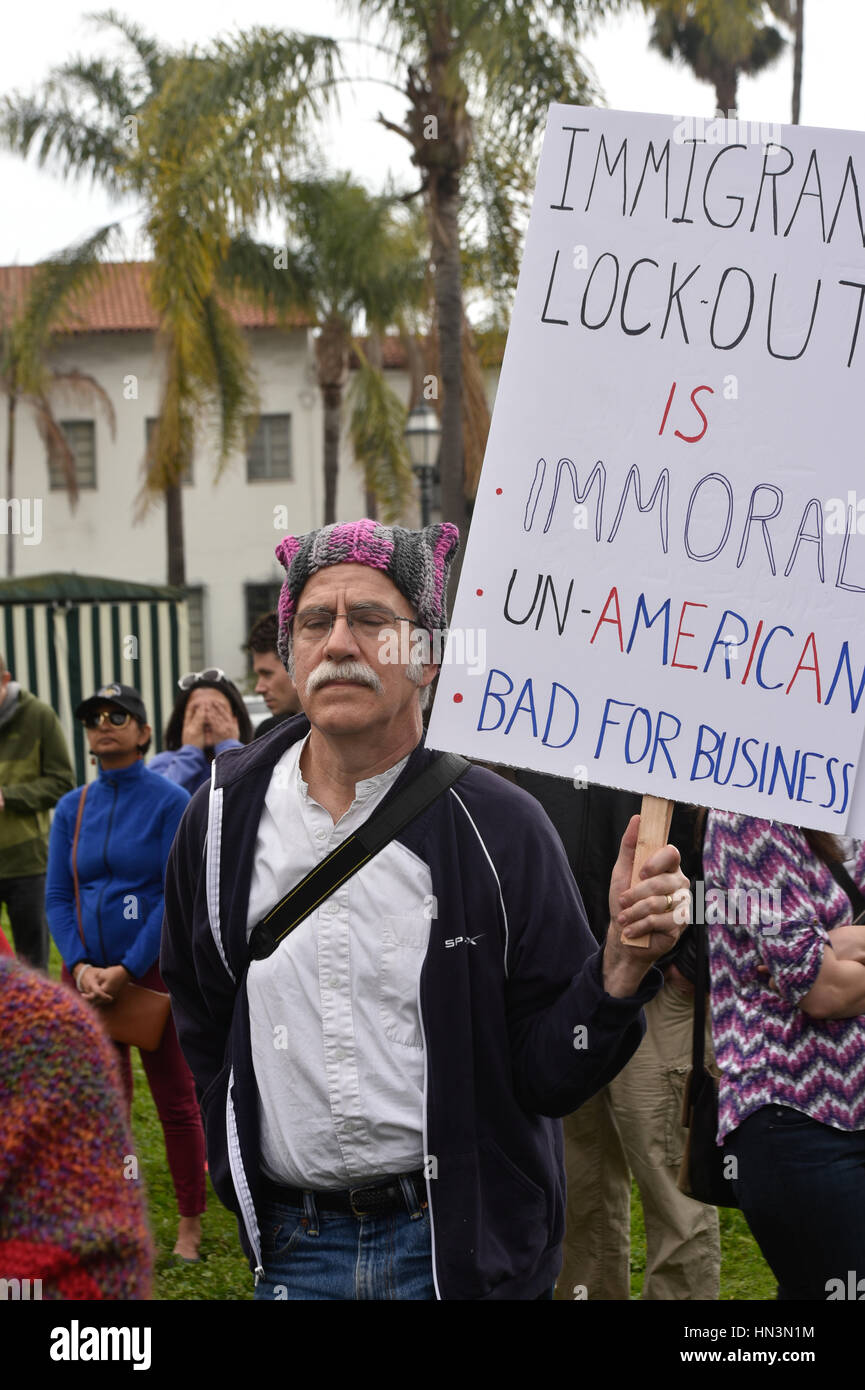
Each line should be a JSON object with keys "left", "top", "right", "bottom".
{"left": 727, "top": 1105, "right": 865, "bottom": 1301}
{"left": 254, "top": 1184, "right": 436, "bottom": 1301}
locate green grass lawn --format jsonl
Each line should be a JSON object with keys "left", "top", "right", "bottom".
{"left": 129, "top": 1050, "right": 253, "bottom": 1300}
{"left": 628, "top": 1180, "right": 775, "bottom": 1301}
{"left": 33, "top": 934, "right": 774, "bottom": 1300}
{"left": 37, "top": 936, "right": 252, "bottom": 1300}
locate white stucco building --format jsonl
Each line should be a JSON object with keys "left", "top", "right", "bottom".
{"left": 0, "top": 262, "right": 419, "bottom": 685}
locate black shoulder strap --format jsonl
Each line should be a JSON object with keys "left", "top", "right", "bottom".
{"left": 247, "top": 751, "right": 470, "bottom": 963}
{"left": 828, "top": 857, "right": 865, "bottom": 923}
{"left": 692, "top": 901, "right": 708, "bottom": 1076}
{"left": 692, "top": 810, "right": 708, "bottom": 1076}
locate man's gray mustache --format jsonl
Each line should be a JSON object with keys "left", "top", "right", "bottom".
{"left": 305, "top": 660, "right": 383, "bottom": 695}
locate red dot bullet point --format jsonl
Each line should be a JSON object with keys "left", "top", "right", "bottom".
{"left": 495, "top": 488, "right": 503, "bottom": 495}
{"left": 476, "top": 588, "right": 483, "bottom": 596}
{"left": 453, "top": 693, "right": 463, "bottom": 703}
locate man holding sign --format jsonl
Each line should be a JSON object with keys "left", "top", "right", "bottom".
{"left": 162, "top": 519, "right": 688, "bottom": 1300}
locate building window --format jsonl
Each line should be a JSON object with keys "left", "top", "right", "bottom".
{"left": 47, "top": 420, "right": 96, "bottom": 489}
{"left": 185, "top": 586, "right": 205, "bottom": 671}
{"left": 146, "top": 418, "right": 193, "bottom": 485}
{"left": 247, "top": 414, "right": 292, "bottom": 481}
{"left": 244, "top": 582, "right": 282, "bottom": 664}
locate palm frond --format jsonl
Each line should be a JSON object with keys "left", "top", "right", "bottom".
{"left": 198, "top": 293, "right": 259, "bottom": 473}
{"left": 0, "top": 93, "right": 128, "bottom": 191}
{"left": 49, "top": 370, "right": 117, "bottom": 440}
{"left": 12, "top": 224, "right": 121, "bottom": 382}
{"left": 346, "top": 344, "right": 415, "bottom": 523}
{"left": 84, "top": 9, "right": 170, "bottom": 88}
{"left": 135, "top": 335, "right": 196, "bottom": 514}
{"left": 31, "top": 399, "right": 79, "bottom": 508}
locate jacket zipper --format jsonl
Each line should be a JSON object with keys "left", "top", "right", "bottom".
{"left": 94, "top": 781, "right": 117, "bottom": 965}
{"left": 212, "top": 765, "right": 263, "bottom": 1280}
{"left": 417, "top": 973, "right": 441, "bottom": 1300}
{"left": 225, "top": 1065, "right": 265, "bottom": 1281}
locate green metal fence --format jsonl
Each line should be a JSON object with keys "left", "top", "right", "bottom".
{"left": 0, "top": 573, "right": 190, "bottom": 785}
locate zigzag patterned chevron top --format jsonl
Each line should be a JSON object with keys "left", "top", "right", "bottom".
{"left": 703, "top": 812, "right": 865, "bottom": 1143}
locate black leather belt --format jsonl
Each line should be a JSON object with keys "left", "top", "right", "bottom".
{"left": 260, "top": 1168, "right": 426, "bottom": 1216}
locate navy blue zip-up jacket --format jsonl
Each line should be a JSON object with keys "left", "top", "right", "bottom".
{"left": 160, "top": 716, "right": 662, "bottom": 1300}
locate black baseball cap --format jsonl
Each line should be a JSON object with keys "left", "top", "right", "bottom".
{"left": 75, "top": 682, "right": 148, "bottom": 724}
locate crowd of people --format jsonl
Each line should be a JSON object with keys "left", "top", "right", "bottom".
{"left": 0, "top": 519, "right": 863, "bottom": 1301}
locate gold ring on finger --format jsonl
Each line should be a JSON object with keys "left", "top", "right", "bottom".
{"left": 664, "top": 893, "right": 674, "bottom": 912}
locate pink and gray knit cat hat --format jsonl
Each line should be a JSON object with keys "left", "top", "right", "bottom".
{"left": 275, "top": 519, "right": 460, "bottom": 665}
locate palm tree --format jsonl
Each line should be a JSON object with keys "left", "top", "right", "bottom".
{"left": 346, "top": 1, "right": 615, "bottom": 536}
{"left": 0, "top": 231, "right": 117, "bottom": 576}
{"left": 259, "top": 175, "right": 426, "bottom": 524}
{"left": 643, "top": 0, "right": 787, "bottom": 116}
{"left": 790, "top": 0, "right": 804, "bottom": 124}
{"left": 0, "top": 12, "right": 337, "bottom": 585}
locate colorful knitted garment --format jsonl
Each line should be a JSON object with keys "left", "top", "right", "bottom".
{"left": 275, "top": 519, "right": 460, "bottom": 665}
{"left": 703, "top": 811, "right": 865, "bottom": 1143}
{"left": 0, "top": 959, "right": 153, "bottom": 1299}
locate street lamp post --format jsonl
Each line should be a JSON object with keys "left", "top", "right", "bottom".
{"left": 404, "top": 403, "right": 442, "bottom": 528}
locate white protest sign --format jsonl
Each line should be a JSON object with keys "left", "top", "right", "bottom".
{"left": 843, "top": 727, "right": 865, "bottom": 838}
{"left": 427, "top": 105, "right": 865, "bottom": 832}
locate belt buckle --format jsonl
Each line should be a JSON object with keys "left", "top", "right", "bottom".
{"left": 349, "top": 1183, "right": 373, "bottom": 1216}
{"left": 349, "top": 1180, "right": 390, "bottom": 1217}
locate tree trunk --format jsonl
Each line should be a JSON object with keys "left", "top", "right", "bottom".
{"left": 165, "top": 481, "right": 186, "bottom": 588}
{"left": 430, "top": 180, "right": 466, "bottom": 536}
{"left": 322, "top": 383, "right": 342, "bottom": 525}
{"left": 6, "top": 391, "right": 16, "bottom": 577}
{"left": 401, "top": 331, "right": 426, "bottom": 410}
{"left": 363, "top": 333, "right": 382, "bottom": 519}
{"left": 316, "top": 319, "right": 349, "bottom": 525}
{"left": 401, "top": 8, "right": 473, "bottom": 551}
{"left": 792, "top": 0, "right": 804, "bottom": 124}
{"left": 714, "top": 68, "right": 738, "bottom": 118}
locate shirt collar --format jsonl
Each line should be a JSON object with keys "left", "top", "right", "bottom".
{"left": 294, "top": 733, "right": 413, "bottom": 804}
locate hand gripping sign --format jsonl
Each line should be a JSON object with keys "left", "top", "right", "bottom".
{"left": 428, "top": 105, "right": 865, "bottom": 930}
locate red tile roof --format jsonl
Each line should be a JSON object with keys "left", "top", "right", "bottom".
{"left": 0, "top": 261, "right": 310, "bottom": 334}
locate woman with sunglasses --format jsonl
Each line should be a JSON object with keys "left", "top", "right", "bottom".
{"left": 148, "top": 668, "right": 253, "bottom": 795}
{"left": 45, "top": 683, "right": 206, "bottom": 1263}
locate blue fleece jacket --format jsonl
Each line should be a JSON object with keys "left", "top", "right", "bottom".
{"left": 46, "top": 761, "right": 189, "bottom": 979}
{"left": 148, "top": 739, "right": 242, "bottom": 795}
{"left": 161, "top": 718, "right": 662, "bottom": 1300}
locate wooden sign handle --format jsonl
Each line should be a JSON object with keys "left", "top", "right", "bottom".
{"left": 625, "top": 793, "right": 674, "bottom": 949}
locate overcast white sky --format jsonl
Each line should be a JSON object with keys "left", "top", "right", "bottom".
{"left": 0, "top": 0, "right": 862, "bottom": 264}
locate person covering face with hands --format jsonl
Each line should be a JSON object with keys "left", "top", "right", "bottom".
{"left": 162, "top": 519, "right": 688, "bottom": 1300}
{"left": 149, "top": 670, "right": 253, "bottom": 795}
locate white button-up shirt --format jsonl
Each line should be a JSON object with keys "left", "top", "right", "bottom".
{"left": 246, "top": 736, "right": 433, "bottom": 1188}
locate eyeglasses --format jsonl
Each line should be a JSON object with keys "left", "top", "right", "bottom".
{"left": 294, "top": 607, "right": 417, "bottom": 643}
{"left": 83, "top": 709, "right": 133, "bottom": 729}
{"left": 178, "top": 667, "right": 227, "bottom": 690}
